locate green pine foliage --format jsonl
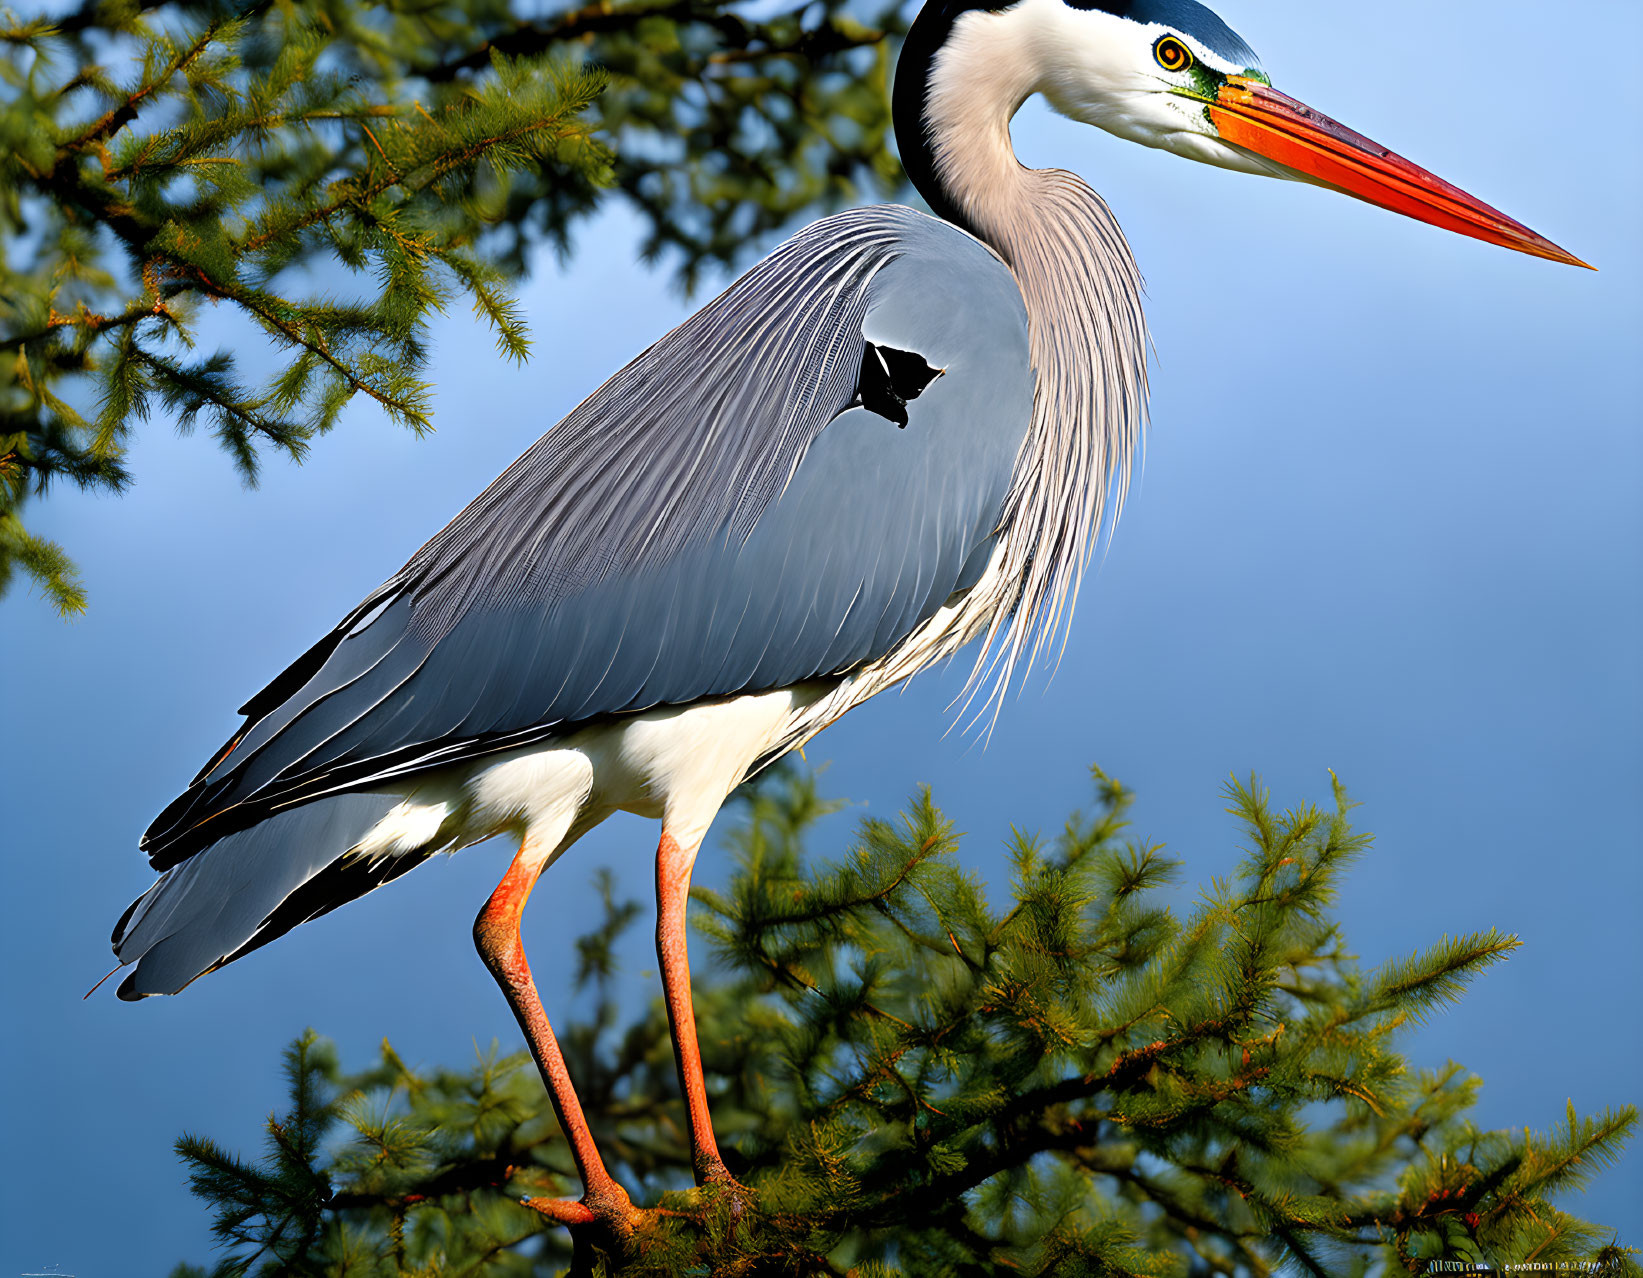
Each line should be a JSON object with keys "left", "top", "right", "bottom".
{"left": 170, "top": 768, "right": 1637, "bottom": 1277}
{"left": 0, "top": 0, "right": 903, "bottom": 612}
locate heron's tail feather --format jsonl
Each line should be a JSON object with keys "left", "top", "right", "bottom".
{"left": 112, "top": 793, "right": 425, "bottom": 1000}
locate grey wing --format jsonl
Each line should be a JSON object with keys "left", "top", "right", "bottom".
{"left": 143, "top": 206, "right": 1034, "bottom": 867}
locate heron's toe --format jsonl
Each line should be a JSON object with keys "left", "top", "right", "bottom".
{"left": 522, "top": 1179, "right": 645, "bottom": 1241}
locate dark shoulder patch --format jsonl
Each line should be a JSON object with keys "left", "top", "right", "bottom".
{"left": 852, "top": 341, "right": 944, "bottom": 428}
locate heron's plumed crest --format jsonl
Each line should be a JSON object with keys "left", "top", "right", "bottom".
{"left": 1064, "top": 0, "right": 1259, "bottom": 67}
{"left": 900, "top": 0, "right": 1258, "bottom": 70}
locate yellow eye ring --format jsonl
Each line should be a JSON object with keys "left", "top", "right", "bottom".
{"left": 1153, "top": 35, "right": 1195, "bottom": 74}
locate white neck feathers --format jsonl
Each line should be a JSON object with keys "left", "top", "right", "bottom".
{"left": 920, "top": 0, "right": 1151, "bottom": 701}
{"left": 924, "top": 6, "right": 1041, "bottom": 237}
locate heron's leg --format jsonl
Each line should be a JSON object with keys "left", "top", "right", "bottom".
{"left": 655, "top": 829, "right": 739, "bottom": 1188}
{"left": 475, "top": 839, "right": 637, "bottom": 1231}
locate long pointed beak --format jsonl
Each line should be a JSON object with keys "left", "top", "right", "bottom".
{"left": 1210, "top": 77, "right": 1592, "bottom": 269}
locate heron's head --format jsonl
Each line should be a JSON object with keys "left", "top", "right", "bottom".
{"left": 1026, "top": 0, "right": 1272, "bottom": 171}
{"left": 904, "top": 0, "right": 1587, "bottom": 267}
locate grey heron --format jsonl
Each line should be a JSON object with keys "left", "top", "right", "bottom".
{"left": 108, "top": 0, "right": 1585, "bottom": 1240}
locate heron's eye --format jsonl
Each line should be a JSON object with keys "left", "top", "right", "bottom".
{"left": 1153, "top": 35, "right": 1194, "bottom": 74}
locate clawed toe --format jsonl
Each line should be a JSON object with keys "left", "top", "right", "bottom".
{"left": 521, "top": 1194, "right": 597, "bottom": 1226}
{"left": 523, "top": 1179, "right": 646, "bottom": 1241}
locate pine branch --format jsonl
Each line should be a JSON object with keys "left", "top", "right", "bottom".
{"left": 3, "top": 0, "right": 904, "bottom": 611}
{"left": 61, "top": 19, "right": 226, "bottom": 154}
{"left": 1360, "top": 929, "right": 1521, "bottom": 1025}
{"left": 161, "top": 783, "right": 1633, "bottom": 1269}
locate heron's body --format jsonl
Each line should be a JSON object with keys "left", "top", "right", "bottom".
{"left": 112, "top": 203, "right": 1066, "bottom": 994}
{"left": 110, "top": 0, "right": 1583, "bottom": 1236}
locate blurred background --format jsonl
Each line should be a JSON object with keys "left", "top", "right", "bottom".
{"left": 3, "top": 0, "right": 1639, "bottom": 1271}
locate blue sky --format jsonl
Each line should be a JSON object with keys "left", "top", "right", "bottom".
{"left": 3, "top": 0, "right": 1639, "bottom": 1271}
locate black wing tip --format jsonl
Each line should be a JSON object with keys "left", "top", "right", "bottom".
{"left": 142, "top": 779, "right": 234, "bottom": 871}
{"left": 111, "top": 892, "right": 144, "bottom": 947}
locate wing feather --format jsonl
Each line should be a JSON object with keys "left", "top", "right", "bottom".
{"left": 144, "top": 207, "right": 1033, "bottom": 867}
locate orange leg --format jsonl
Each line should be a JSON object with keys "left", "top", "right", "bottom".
{"left": 656, "top": 830, "right": 739, "bottom": 1188}
{"left": 475, "top": 840, "right": 639, "bottom": 1233}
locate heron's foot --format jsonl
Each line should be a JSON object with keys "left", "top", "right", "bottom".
{"left": 522, "top": 1177, "right": 646, "bottom": 1244}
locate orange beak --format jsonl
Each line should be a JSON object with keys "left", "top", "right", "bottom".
{"left": 1210, "top": 77, "right": 1592, "bottom": 269}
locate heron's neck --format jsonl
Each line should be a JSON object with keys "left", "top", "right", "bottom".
{"left": 893, "top": 2, "right": 1150, "bottom": 691}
